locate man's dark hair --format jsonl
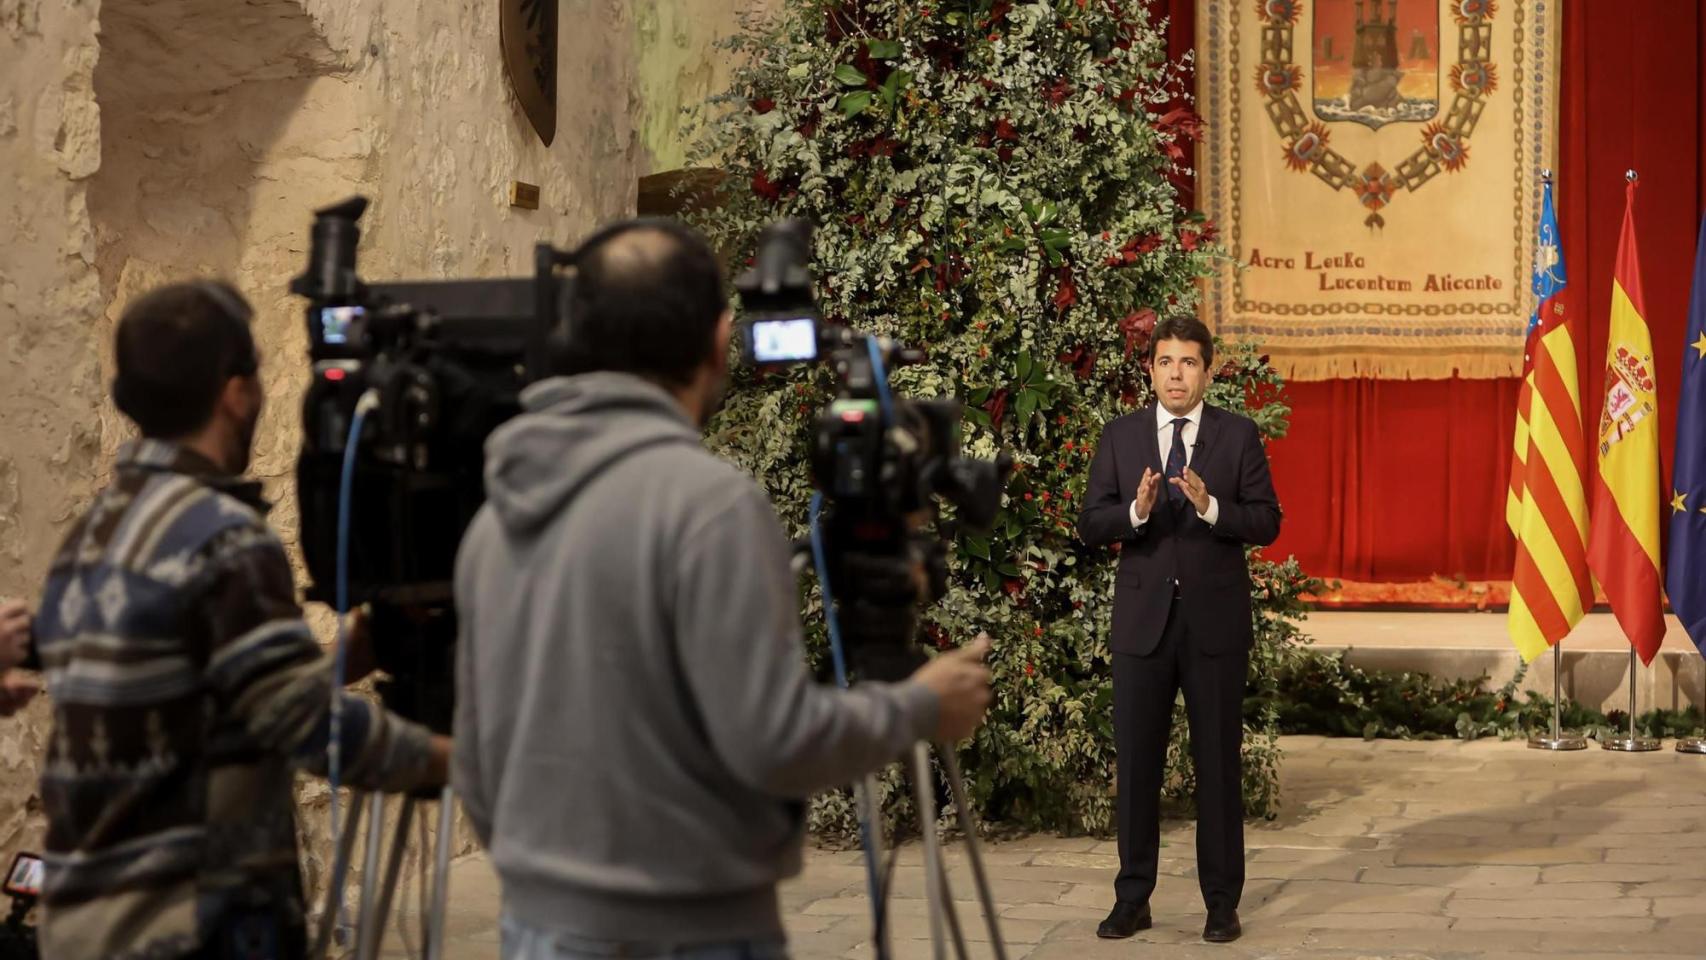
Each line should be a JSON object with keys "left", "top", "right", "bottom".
{"left": 1147, "top": 314, "right": 1215, "bottom": 368}
{"left": 112, "top": 281, "right": 258, "bottom": 439}
{"left": 554, "top": 219, "right": 728, "bottom": 386}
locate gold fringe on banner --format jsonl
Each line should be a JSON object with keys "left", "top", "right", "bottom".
{"left": 1197, "top": 0, "right": 1562, "bottom": 382}
{"left": 1219, "top": 340, "right": 1528, "bottom": 381}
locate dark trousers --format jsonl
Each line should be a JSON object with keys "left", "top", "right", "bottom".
{"left": 1112, "top": 594, "right": 1248, "bottom": 912}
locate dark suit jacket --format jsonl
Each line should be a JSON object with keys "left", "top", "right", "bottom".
{"left": 1076, "top": 403, "right": 1282, "bottom": 656}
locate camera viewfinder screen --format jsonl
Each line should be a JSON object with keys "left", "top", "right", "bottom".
{"left": 319, "top": 306, "right": 364, "bottom": 346}
{"left": 752, "top": 317, "right": 817, "bottom": 363}
{"left": 4, "top": 853, "right": 42, "bottom": 898}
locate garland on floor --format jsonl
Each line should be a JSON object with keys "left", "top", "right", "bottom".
{"left": 1262, "top": 649, "right": 1706, "bottom": 742}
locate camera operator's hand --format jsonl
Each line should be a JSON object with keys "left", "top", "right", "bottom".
{"left": 425, "top": 734, "right": 453, "bottom": 786}
{"left": 335, "top": 607, "right": 379, "bottom": 684}
{"left": 0, "top": 670, "right": 39, "bottom": 717}
{"left": 912, "top": 634, "right": 993, "bottom": 743}
{"left": 0, "top": 600, "right": 31, "bottom": 672}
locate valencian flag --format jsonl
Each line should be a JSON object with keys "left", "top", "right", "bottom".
{"left": 1506, "top": 179, "right": 1591, "bottom": 662}
{"left": 1665, "top": 212, "right": 1706, "bottom": 656}
{"left": 1586, "top": 177, "right": 1666, "bottom": 665}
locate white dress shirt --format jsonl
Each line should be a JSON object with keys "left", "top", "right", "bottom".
{"left": 1131, "top": 402, "right": 1220, "bottom": 529}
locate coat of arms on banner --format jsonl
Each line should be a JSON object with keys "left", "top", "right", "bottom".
{"left": 1312, "top": 0, "right": 1440, "bottom": 130}
{"left": 1253, "top": 0, "right": 1497, "bottom": 228}
{"left": 1197, "top": 0, "right": 1560, "bottom": 381}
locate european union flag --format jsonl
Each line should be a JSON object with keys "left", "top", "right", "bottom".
{"left": 1666, "top": 212, "right": 1706, "bottom": 656}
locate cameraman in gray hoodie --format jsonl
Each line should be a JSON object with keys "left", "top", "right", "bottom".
{"left": 453, "top": 219, "right": 993, "bottom": 960}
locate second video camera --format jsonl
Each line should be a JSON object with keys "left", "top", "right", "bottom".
{"left": 737, "top": 221, "right": 1011, "bottom": 680}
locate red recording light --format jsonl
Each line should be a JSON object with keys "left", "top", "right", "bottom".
{"left": 325, "top": 368, "right": 347, "bottom": 382}
{"left": 840, "top": 410, "right": 866, "bottom": 423}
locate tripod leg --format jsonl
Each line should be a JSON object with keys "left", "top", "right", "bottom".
{"left": 910, "top": 743, "right": 947, "bottom": 960}
{"left": 360, "top": 796, "right": 417, "bottom": 960}
{"left": 354, "top": 793, "right": 388, "bottom": 960}
{"left": 931, "top": 851, "right": 971, "bottom": 960}
{"left": 939, "top": 747, "right": 1007, "bottom": 960}
{"left": 426, "top": 786, "right": 455, "bottom": 960}
{"left": 854, "top": 774, "right": 892, "bottom": 960}
{"left": 310, "top": 790, "right": 367, "bottom": 960}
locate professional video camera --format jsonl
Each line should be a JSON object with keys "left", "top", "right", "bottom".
{"left": 289, "top": 196, "right": 584, "bottom": 734}
{"left": 736, "top": 219, "right": 1011, "bottom": 682}
{"left": 739, "top": 223, "right": 1015, "bottom": 960}
{"left": 290, "top": 196, "right": 591, "bottom": 957}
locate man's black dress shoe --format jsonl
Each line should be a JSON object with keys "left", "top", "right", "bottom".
{"left": 1203, "top": 909, "right": 1241, "bottom": 943}
{"left": 1096, "top": 901, "right": 1152, "bottom": 939}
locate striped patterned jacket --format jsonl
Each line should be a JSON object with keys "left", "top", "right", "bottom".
{"left": 33, "top": 440, "right": 434, "bottom": 959}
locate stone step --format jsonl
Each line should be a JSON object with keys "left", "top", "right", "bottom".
{"left": 1304, "top": 611, "right": 1706, "bottom": 715}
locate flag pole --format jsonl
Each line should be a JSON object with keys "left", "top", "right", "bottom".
{"left": 1679, "top": 656, "right": 1706, "bottom": 754}
{"left": 1604, "top": 645, "right": 1662, "bottom": 751}
{"left": 1529, "top": 640, "right": 1585, "bottom": 750}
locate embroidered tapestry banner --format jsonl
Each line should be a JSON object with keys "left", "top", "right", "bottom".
{"left": 1196, "top": 0, "right": 1561, "bottom": 380}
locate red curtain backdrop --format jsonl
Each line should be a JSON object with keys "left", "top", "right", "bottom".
{"left": 1241, "top": 1, "right": 1706, "bottom": 586}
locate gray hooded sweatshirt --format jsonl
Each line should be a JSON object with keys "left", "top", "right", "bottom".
{"left": 452, "top": 372, "right": 938, "bottom": 945}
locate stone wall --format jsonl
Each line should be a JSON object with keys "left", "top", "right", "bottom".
{"left": 0, "top": 0, "right": 771, "bottom": 904}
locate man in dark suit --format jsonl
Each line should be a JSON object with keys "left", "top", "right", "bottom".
{"left": 1076, "top": 315, "right": 1282, "bottom": 944}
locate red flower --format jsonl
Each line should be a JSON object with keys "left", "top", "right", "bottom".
{"left": 1052, "top": 271, "right": 1077, "bottom": 313}
{"left": 1025, "top": 662, "right": 1036, "bottom": 676}
{"left": 1040, "top": 491, "right": 1051, "bottom": 502}
{"left": 1180, "top": 228, "right": 1204, "bottom": 252}
{"left": 1154, "top": 106, "right": 1206, "bottom": 163}
{"left": 1045, "top": 77, "right": 1072, "bottom": 106}
{"left": 1120, "top": 308, "right": 1158, "bottom": 358}
{"left": 997, "top": 146, "right": 1014, "bottom": 162}
{"left": 750, "top": 97, "right": 775, "bottom": 114}
{"left": 751, "top": 170, "right": 781, "bottom": 201}
{"left": 994, "top": 118, "right": 1019, "bottom": 142}
{"left": 1003, "top": 579, "right": 1025, "bottom": 599}
{"left": 984, "top": 388, "right": 1010, "bottom": 427}
{"left": 1057, "top": 343, "right": 1096, "bottom": 380}
{"left": 1032, "top": 626, "right": 1043, "bottom": 637}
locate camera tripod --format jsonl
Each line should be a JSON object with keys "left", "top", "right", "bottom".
{"left": 310, "top": 786, "right": 457, "bottom": 960}
{"left": 857, "top": 742, "right": 1009, "bottom": 960}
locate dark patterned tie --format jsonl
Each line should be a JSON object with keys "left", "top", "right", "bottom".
{"left": 1165, "top": 417, "right": 1190, "bottom": 504}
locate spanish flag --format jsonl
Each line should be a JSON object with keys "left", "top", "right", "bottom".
{"left": 1586, "top": 178, "right": 1666, "bottom": 665}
